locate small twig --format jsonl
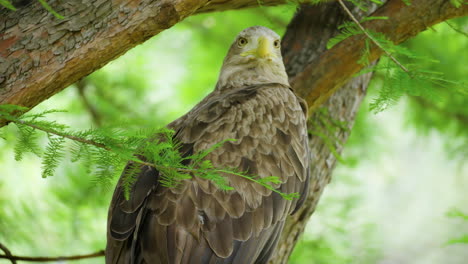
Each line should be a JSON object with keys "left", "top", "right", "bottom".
{"left": 8, "top": 119, "right": 215, "bottom": 176}
{"left": 75, "top": 78, "right": 103, "bottom": 127}
{"left": 93, "top": 81, "right": 143, "bottom": 120}
{"left": 0, "top": 242, "right": 17, "bottom": 264}
{"left": 445, "top": 21, "right": 468, "bottom": 38}
{"left": 0, "top": 249, "right": 104, "bottom": 262}
{"left": 16, "top": 119, "right": 110, "bottom": 151}
{"left": 3, "top": 114, "right": 288, "bottom": 196}
{"left": 11, "top": 117, "right": 200, "bottom": 171}
{"left": 337, "top": 0, "right": 410, "bottom": 74}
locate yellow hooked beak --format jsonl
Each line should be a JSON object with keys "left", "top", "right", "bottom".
{"left": 240, "top": 36, "right": 275, "bottom": 59}
{"left": 256, "top": 36, "right": 271, "bottom": 58}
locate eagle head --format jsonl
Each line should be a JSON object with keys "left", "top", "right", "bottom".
{"left": 216, "top": 26, "right": 289, "bottom": 89}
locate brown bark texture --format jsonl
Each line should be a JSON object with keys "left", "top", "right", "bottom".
{"left": 291, "top": 0, "right": 467, "bottom": 112}
{"left": 270, "top": 3, "right": 376, "bottom": 263}
{"left": 0, "top": 0, "right": 299, "bottom": 112}
{"left": 0, "top": 0, "right": 466, "bottom": 263}
{"left": 270, "top": 1, "right": 466, "bottom": 262}
{"left": 269, "top": 1, "right": 466, "bottom": 262}
{"left": 1, "top": 0, "right": 465, "bottom": 117}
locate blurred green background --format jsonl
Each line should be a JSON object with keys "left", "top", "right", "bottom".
{"left": 1, "top": 4, "right": 467, "bottom": 264}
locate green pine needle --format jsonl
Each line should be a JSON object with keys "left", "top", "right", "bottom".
{"left": 41, "top": 136, "right": 65, "bottom": 178}
{"left": 0, "top": 105, "right": 296, "bottom": 201}
{"left": 38, "top": 0, "right": 64, "bottom": 19}
{"left": 0, "top": 0, "right": 16, "bottom": 10}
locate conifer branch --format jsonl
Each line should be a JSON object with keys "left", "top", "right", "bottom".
{"left": 10, "top": 119, "right": 213, "bottom": 177}
{"left": 11, "top": 119, "right": 180, "bottom": 170}
{"left": 337, "top": 0, "right": 410, "bottom": 74}
{"left": 1, "top": 109, "right": 297, "bottom": 200}
{"left": 15, "top": 119, "right": 110, "bottom": 151}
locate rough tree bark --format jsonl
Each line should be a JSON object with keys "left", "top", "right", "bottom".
{"left": 0, "top": 0, "right": 465, "bottom": 115}
{"left": 272, "top": 3, "right": 377, "bottom": 262}
{"left": 272, "top": 1, "right": 466, "bottom": 262}
{"left": 0, "top": 0, "right": 466, "bottom": 263}
{"left": 270, "top": 1, "right": 466, "bottom": 262}
{"left": 0, "top": 0, "right": 302, "bottom": 110}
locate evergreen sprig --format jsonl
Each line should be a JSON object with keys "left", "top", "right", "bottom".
{"left": 0, "top": 0, "right": 15, "bottom": 10}
{"left": 0, "top": 105, "right": 298, "bottom": 200}
{"left": 308, "top": 108, "right": 350, "bottom": 164}
{"left": 0, "top": 0, "right": 63, "bottom": 19}
{"left": 329, "top": 2, "right": 465, "bottom": 113}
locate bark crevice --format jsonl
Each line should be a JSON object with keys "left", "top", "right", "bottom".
{"left": 0, "top": 1, "right": 466, "bottom": 263}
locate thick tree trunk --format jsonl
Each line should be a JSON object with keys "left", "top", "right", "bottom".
{"left": 270, "top": 1, "right": 466, "bottom": 262}
{"left": 270, "top": 3, "right": 376, "bottom": 262}
{"left": 0, "top": 0, "right": 466, "bottom": 263}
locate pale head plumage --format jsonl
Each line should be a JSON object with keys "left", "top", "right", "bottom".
{"left": 216, "top": 26, "right": 289, "bottom": 89}
{"left": 106, "top": 26, "right": 310, "bottom": 264}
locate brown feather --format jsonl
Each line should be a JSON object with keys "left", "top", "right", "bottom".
{"left": 232, "top": 212, "right": 253, "bottom": 241}
{"left": 205, "top": 216, "right": 234, "bottom": 258}
{"left": 106, "top": 26, "right": 311, "bottom": 264}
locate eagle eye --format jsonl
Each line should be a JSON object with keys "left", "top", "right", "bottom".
{"left": 273, "top": 39, "right": 280, "bottom": 48}
{"left": 237, "top": 37, "right": 248, "bottom": 47}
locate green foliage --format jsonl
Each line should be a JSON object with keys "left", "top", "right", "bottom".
{"left": 328, "top": 16, "right": 466, "bottom": 122}
{"left": 367, "top": 60, "right": 462, "bottom": 113}
{"left": 446, "top": 208, "right": 468, "bottom": 245}
{"left": 450, "top": 0, "right": 464, "bottom": 8}
{"left": 41, "top": 135, "right": 65, "bottom": 178}
{"left": 327, "top": 17, "right": 388, "bottom": 50}
{"left": 290, "top": 236, "right": 351, "bottom": 264}
{"left": 448, "top": 235, "right": 468, "bottom": 245}
{"left": 0, "top": 2, "right": 466, "bottom": 262}
{"left": 37, "top": 0, "right": 63, "bottom": 19}
{"left": 447, "top": 208, "right": 468, "bottom": 221}
{"left": 308, "top": 108, "right": 350, "bottom": 164}
{"left": 0, "top": 0, "right": 16, "bottom": 10}
{"left": 290, "top": 172, "right": 382, "bottom": 264}
{"left": 345, "top": 0, "right": 384, "bottom": 12}
{"left": 396, "top": 17, "right": 467, "bottom": 157}
{"left": 0, "top": 104, "right": 297, "bottom": 201}
{"left": 14, "top": 125, "right": 41, "bottom": 161}
{"left": 0, "top": 0, "right": 63, "bottom": 19}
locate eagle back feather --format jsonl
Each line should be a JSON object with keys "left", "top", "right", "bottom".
{"left": 106, "top": 83, "right": 310, "bottom": 264}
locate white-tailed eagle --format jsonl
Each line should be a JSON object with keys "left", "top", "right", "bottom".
{"left": 106, "top": 26, "right": 310, "bottom": 264}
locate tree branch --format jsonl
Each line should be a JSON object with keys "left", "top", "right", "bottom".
{"left": 272, "top": 3, "right": 379, "bottom": 262}
{"left": 3, "top": 114, "right": 293, "bottom": 198}
{"left": 337, "top": 0, "right": 410, "bottom": 73}
{"left": 0, "top": 0, "right": 465, "bottom": 263}
{"left": 0, "top": 0, "right": 303, "bottom": 116}
{"left": 15, "top": 119, "right": 111, "bottom": 150}
{"left": 1, "top": 0, "right": 463, "bottom": 129}
{"left": 445, "top": 20, "right": 468, "bottom": 38}
{"left": 75, "top": 78, "right": 102, "bottom": 127}
{"left": 0, "top": 248, "right": 104, "bottom": 262}
{"left": 290, "top": 0, "right": 467, "bottom": 112}
{"left": 0, "top": 242, "right": 17, "bottom": 264}
{"left": 273, "top": 1, "right": 467, "bottom": 261}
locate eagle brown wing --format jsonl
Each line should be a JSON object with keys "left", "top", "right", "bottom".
{"left": 106, "top": 83, "right": 310, "bottom": 264}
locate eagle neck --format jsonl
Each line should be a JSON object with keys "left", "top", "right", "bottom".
{"left": 215, "top": 62, "right": 289, "bottom": 91}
